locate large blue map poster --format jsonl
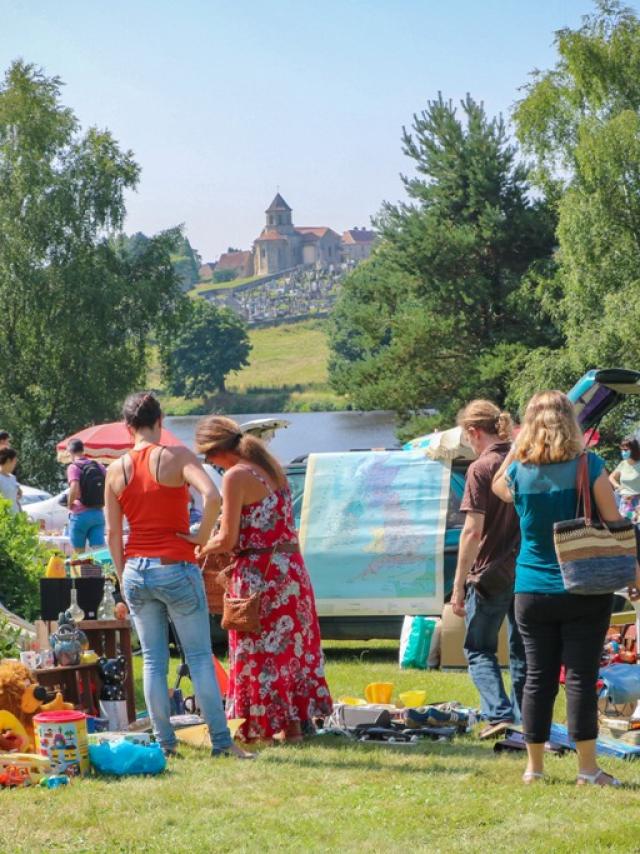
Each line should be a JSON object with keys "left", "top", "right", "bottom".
{"left": 299, "top": 450, "right": 450, "bottom": 616}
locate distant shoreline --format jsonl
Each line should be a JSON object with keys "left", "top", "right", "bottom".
{"left": 163, "top": 387, "right": 351, "bottom": 417}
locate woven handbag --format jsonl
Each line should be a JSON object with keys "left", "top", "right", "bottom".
{"left": 200, "top": 552, "right": 234, "bottom": 615}
{"left": 553, "top": 454, "right": 637, "bottom": 595}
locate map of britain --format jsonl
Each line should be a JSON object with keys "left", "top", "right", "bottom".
{"left": 299, "top": 450, "right": 450, "bottom": 616}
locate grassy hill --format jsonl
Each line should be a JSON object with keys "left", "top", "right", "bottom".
{"left": 161, "top": 319, "right": 348, "bottom": 415}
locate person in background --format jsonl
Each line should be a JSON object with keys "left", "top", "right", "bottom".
{"left": 493, "top": 390, "right": 640, "bottom": 786}
{"left": 451, "top": 400, "right": 525, "bottom": 736}
{"left": 609, "top": 437, "right": 640, "bottom": 520}
{"left": 0, "top": 448, "right": 20, "bottom": 514}
{"left": 105, "top": 392, "right": 250, "bottom": 759}
{"left": 195, "top": 415, "right": 332, "bottom": 744}
{"left": 0, "top": 431, "right": 11, "bottom": 450}
{"left": 66, "top": 439, "right": 106, "bottom": 550}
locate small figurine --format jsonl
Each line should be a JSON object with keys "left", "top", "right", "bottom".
{"left": 98, "top": 656, "right": 127, "bottom": 702}
{"left": 49, "top": 613, "right": 88, "bottom": 667}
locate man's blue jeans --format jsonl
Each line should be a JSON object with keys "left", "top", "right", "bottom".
{"left": 464, "top": 585, "right": 526, "bottom": 723}
{"left": 122, "top": 558, "right": 232, "bottom": 752}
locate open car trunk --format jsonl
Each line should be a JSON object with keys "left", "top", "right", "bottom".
{"left": 568, "top": 369, "right": 640, "bottom": 431}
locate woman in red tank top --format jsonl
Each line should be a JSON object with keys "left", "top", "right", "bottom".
{"left": 105, "top": 392, "right": 252, "bottom": 759}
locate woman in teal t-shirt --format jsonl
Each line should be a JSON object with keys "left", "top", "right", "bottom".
{"left": 493, "top": 390, "right": 639, "bottom": 788}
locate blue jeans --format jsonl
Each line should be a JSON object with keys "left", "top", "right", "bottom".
{"left": 69, "top": 508, "right": 105, "bottom": 550}
{"left": 464, "top": 585, "right": 526, "bottom": 723}
{"left": 122, "top": 558, "right": 232, "bottom": 752}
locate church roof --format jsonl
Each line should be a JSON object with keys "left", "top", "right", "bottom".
{"left": 217, "top": 250, "right": 252, "bottom": 270}
{"left": 266, "top": 193, "right": 292, "bottom": 212}
{"left": 296, "top": 227, "right": 340, "bottom": 240}
{"left": 256, "top": 229, "right": 287, "bottom": 242}
{"left": 342, "top": 228, "right": 376, "bottom": 245}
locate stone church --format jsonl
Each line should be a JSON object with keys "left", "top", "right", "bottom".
{"left": 253, "top": 193, "right": 343, "bottom": 276}
{"left": 211, "top": 193, "right": 376, "bottom": 279}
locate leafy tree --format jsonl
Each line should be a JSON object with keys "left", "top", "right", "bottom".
{"left": 330, "top": 94, "right": 557, "bottom": 431}
{"left": 171, "top": 233, "right": 201, "bottom": 290}
{"left": 0, "top": 500, "right": 49, "bottom": 620}
{"left": 511, "top": 0, "right": 640, "bottom": 429}
{"left": 161, "top": 300, "right": 251, "bottom": 398}
{"left": 117, "top": 229, "right": 201, "bottom": 290}
{"left": 0, "top": 61, "right": 183, "bottom": 488}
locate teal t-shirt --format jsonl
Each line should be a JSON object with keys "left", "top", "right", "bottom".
{"left": 506, "top": 451, "right": 606, "bottom": 594}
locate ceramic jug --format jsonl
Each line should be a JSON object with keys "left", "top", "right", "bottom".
{"left": 50, "top": 615, "right": 87, "bottom": 667}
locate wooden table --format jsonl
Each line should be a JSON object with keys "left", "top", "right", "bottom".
{"left": 78, "top": 620, "right": 136, "bottom": 724}
{"left": 35, "top": 663, "right": 101, "bottom": 716}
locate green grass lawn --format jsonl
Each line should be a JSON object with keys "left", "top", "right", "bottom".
{"left": 5, "top": 642, "right": 640, "bottom": 853}
{"left": 228, "top": 319, "right": 331, "bottom": 391}
{"left": 159, "top": 319, "right": 348, "bottom": 415}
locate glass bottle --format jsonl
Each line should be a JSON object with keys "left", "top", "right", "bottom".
{"left": 67, "top": 582, "right": 85, "bottom": 622}
{"left": 97, "top": 579, "right": 116, "bottom": 621}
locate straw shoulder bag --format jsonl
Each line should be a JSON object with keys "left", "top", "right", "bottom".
{"left": 553, "top": 454, "right": 637, "bottom": 595}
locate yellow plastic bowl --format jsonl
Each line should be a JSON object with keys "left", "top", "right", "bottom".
{"left": 399, "top": 690, "right": 427, "bottom": 708}
{"left": 337, "top": 696, "right": 367, "bottom": 706}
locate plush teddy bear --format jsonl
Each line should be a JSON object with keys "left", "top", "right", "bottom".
{"left": 98, "top": 656, "right": 126, "bottom": 702}
{"left": 0, "top": 662, "right": 48, "bottom": 749}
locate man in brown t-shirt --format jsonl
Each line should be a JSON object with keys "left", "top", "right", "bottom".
{"left": 452, "top": 402, "right": 526, "bottom": 731}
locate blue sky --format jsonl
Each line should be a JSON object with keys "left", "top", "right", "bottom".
{"left": 1, "top": 1, "right": 625, "bottom": 260}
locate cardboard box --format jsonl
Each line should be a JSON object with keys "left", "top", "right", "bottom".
{"left": 440, "top": 603, "right": 509, "bottom": 668}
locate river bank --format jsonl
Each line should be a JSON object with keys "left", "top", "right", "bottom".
{"left": 162, "top": 385, "right": 348, "bottom": 416}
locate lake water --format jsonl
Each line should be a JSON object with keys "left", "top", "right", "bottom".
{"left": 165, "top": 410, "right": 399, "bottom": 463}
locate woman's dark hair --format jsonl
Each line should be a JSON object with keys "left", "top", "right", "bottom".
{"left": 195, "top": 415, "right": 286, "bottom": 489}
{"left": 621, "top": 437, "right": 640, "bottom": 461}
{"left": 123, "top": 392, "right": 162, "bottom": 430}
{"left": 0, "top": 448, "right": 17, "bottom": 465}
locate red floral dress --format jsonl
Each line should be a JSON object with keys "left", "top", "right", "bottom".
{"left": 226, "top": 467, "right": 333, "bottom": 741}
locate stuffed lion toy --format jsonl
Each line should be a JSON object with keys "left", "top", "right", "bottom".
{"left": 0, "top": 661, "right": 72, "bottom": 750}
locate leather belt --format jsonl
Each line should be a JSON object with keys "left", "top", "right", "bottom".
{"left": 235, "top": 542, "right": 300, "bottom": 557}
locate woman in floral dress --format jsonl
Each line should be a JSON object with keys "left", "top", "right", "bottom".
{"left": 195, "top": 415, "right": 333, "bottom": 743}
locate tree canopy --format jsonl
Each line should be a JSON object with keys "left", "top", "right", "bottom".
{"left": 0, "top": 61, "right": 183, "bottom": 487}
{"left": 116, "top": 230, "right": 201, "bottom": 290}
{"left": 510, "top": 0, "right": 640, "bottom": 436}
{"left": 329, "top": 94, "right": 557, "bottom": 436}
{"left": 161, "top": 299, "right": 251, "bottom": 399}
{"left": 331, "top": 3, "right": 640, "bottom": 447}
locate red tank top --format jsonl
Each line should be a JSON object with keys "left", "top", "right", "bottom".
{"left": 119, "top": 445, "right": 195, "bottom": 563}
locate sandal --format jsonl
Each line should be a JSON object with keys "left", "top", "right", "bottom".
{"left": 576, "top": 769, "right": 621, "bottom": 787}
{"left": 522, "top": 771, "right": 545, "bottom": 784}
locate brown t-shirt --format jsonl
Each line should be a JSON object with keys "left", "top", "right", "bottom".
{"left": 460, "top": 442, "right": 520, "bottom": 573}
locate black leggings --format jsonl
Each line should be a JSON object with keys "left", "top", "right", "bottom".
{"left": 514, "top": 592, "right": 612, "bottom": 744}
